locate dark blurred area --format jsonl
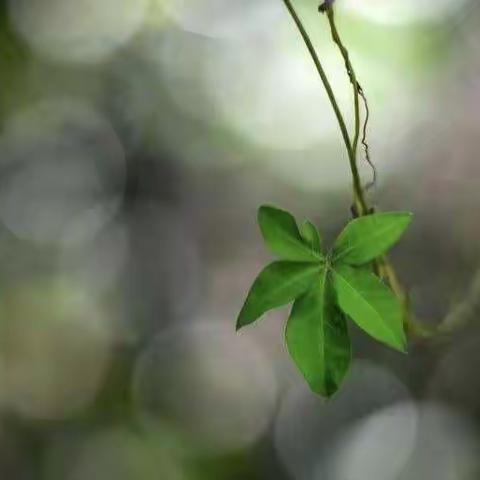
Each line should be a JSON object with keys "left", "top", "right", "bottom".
{"left": 0, "top": 0, "right": 480, "bottom": 478}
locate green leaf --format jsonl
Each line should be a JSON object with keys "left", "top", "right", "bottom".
{"left": 333, "top": 265, "right": 406, "bottom": 352}
{"left": 286, "top": 268, "right": 351, "bottom": 397}
{"left": 258, "top": 205, "right": 321, "bottom": 262}
{"left": 237, "top": 261, "right": 321, "bottom": 330}
{"left": 300, "top": 220, "right": 322, "bottom": 254}
{"left": 332, "top": 212, "right": 412, "bottom": 266}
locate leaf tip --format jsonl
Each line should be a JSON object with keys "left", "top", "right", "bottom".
{"left": 257, "top": 204, "right": 275, "bottom": 220}
{"left": 391, "top": 337, "right": 408, "bottom": 354}
{"left": 397, "top": 211, "right": 414, "bottom": 227}
{"left": 308, "top": 375, "right": 345, "bottom": 399}
{"left": 399, "top": 341, "right": 409, "bottom": 354}
{"left": 323, "top": 391, "right": 337, "bottom": 401}
{"left": 236, "top": 293, "right": 267, "bottom": 331}
{"left": 313, "top": 382, "right": 341, "bottom": 399}
{"left": 235, "top": 310, "right": 249, "bottom": 332}
{"left": 324, "top": 387, "right": 340, "bottom": 399}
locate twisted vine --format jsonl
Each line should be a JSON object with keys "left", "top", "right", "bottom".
{"left": 280, "top": 0, "right": 438, "bottom": 337}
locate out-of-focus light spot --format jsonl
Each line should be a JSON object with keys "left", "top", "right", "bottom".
{"left": 341, "top": 0, "right": 468, "bottom": 25}
{"left": 47, "top": 427, "right": 188, "bottom": 480}
{"left": 124, "top": 204, "right": 202, "bottom": 338}
{"left": 262, "top": 143, "right": 350, "bottom": 191}
{"left": 145, "top": 0, "right": 169, "bottom": 29}
{"left": 163, "top": 0, "right": 283, "bottom": 39}
{"left": 9, "top": 0, "right": 149, "bottom": 64}
{"left": 59, "top": 220, "right": 129, "bottom": 299}
{"left": 0, "top": 425, "right": 36, "bottom": 478}
{"left": 400, "top": 403, "right": 480, "bottom": 480}
{"left": 132, "top": 322, "right": 278, "bottom": 453}
{"left": 0, "top": 99, "right": 125, "bottom": 245}
{"left": 320, "top": 402, "right": 418, "bottom": 480}
{"left": 0, "top": 281, "right": 113, "bottom": 420}
{"left": 150, "top": 10, "right": 351, "bottom": 153}
{"left": 203, "top": 37, "right": 348, "bottom": 151}
{"left": 462, "top": 13, "right": 480, "bottom": 56}
{"left": 427, "top": 336, "right": 480, "bottom": 416}
{"left": 274, "top": 361, "right": 411, "bottom": 480}
{"left": 153, "top": 29, "right": 218, "bottom": 125}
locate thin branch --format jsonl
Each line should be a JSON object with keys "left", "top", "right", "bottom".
{"left": 358, "top": 86, "right": 377, "bottom": 191}
{"left": 281, "top": 0, "right": 367, "bottom": 214}
{"left": 325, "top": 8, "right": 361, "bottom": 157}
{"left": 280, "top": 0, "right": 351, "bottom": 154}
{"left": 323, "top": 7, "right": 369, "bottom": 214}
{"left": 324, "top": 8, "right": 377, "bottom": 194}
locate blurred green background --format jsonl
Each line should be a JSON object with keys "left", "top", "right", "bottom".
{"left": 0, "top": 0, "right": 480, "bottom": 478}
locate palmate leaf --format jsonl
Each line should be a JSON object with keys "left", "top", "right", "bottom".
{"left": 286, "top": 268, "right": 351, "bottom": 397}
{"left": 236, "top": 261, "right": 321, "bottom": 330}
{"left": 237, "top": 203, "right": 412, "bottom": 398}
{"left": 332, "top": 212, "right": 412, "bottom": 266}
{"left": 332, "top": 264, "right": 406, "bottom": 352}
{"left": 300, "top": 220, "right": 322, "bottom": 254}
{"left": 258, "top": 206, "right": 323, "bottom": 262}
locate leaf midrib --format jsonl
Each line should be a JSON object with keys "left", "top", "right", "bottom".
{"left": 316, "top": 268, "right": 328, "bottom": 373}
{"left": 256, "top": 263, "right": 321, "bottom": 309}
{"left": 332, "top": 267, "right": 397, "bottom": 345}
{"left": 333, "top": 220, "right": 401, "bottom": 263}
{"left": 270, "top": 224, "right": 323, "bottom": 262}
